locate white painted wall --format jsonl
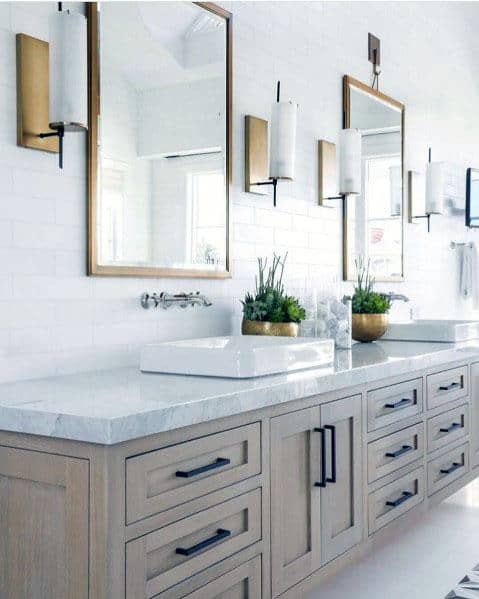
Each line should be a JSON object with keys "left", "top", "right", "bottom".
{"left": 1, "top": 1, "right": 479, "bottom": 383}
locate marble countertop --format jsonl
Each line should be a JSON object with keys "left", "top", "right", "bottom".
{"left": 1, "top": 340, "right": 479, "bottom": 445}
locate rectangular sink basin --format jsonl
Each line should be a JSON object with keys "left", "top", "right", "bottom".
{"left": 382, "top": 320, "right": 479, "bottom": 343}
{"left": 140, "top": 335, "right": 335, "bottom": 378}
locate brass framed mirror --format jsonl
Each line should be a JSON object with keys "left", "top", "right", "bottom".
{"left": 87, "top": 2, "right": 232, "bottom": 278}
{"left": 343, "top": 76, "right": 405, "bottom": 282}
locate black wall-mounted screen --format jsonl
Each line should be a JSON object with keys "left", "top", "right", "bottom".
{"left": 466, "top": 168, "right": 479, "bottom": 227}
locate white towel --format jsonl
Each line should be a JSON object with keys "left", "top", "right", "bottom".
{"left": 460, "top": 243, "right": 479, "bottom": 309}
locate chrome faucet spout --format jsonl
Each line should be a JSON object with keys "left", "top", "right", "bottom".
{"left": 385, "top": 293, "right": 410, "bottom": 303}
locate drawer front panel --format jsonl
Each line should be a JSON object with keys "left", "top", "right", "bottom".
{"left": 126, "top": 423, "right": 261, "bottom": 524}
{"left": 368, "top": 423, "right": 425, "bottom": 484}
{"left": 182, "top": 556, "right": 261, "bottom": 599}
{"left": 367, "top": 378, "right": 423, "bottom": 432}
{"left": 368, "top": 467, "right": 424, "bottom": 534}
{"left": 427, "top": 443, "right": 469, "bottom": 497}
{"left": 427, "top": 366, "right": 468, "bottom": 410}
{"left": 126, "top": 489, "right": 262, "bottom": 598}
{"left": 427, "top": 405, "right": 469, "bottom": 453}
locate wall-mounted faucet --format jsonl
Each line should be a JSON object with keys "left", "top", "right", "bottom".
{"left": 141, "top": 292, "right": 212, "bottom": 310}
{"left": 385, "top": 293, "right": 410, "bottom": 303}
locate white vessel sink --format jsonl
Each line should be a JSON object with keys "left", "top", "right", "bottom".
{"left": 382, "top": 320, "right": 479, "bottom": 343}
{"left": 141, "top": 335, "right": 335, "bottom": 378}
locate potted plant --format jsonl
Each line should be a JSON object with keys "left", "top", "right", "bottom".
{"left": 241, "top": 253, "right": 306, "bottom": 337}
{"left": 347, "top": 259, "right": 391, "bottom": 342}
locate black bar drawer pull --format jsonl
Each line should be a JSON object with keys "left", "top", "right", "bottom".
{"left": 314, "top": 427, "right": 327, "bottom": 488}
{"left": 439, "top": 382, "right": 460, "bottom": 392}
{"left": 440, "top": 461, "right": 462, "bottom": 475}
{"left": 176, "top": 457, "right": 230, "bottom": 478}
{"left": 386, "top": 491, "right": 413, "bottom": 508}
{"left": 386, "top": 445, "right": 413, "bottom": 459}
{"left": 176, "top": 528, "right": 231, "bottom": 556}
{"left": 325, "top": 424, "right": 337, "bottom": 483}
{"left": 439, "top": 422, "right": 462, "bottom": 434}
{"left": 384, "top": 397, "right": 413, "bottom": 410}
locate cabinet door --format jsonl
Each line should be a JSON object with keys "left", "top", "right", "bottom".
{"left": 0, "top": 446, "right": 89, "bottom": 599}
{"left": 320, "top": 395, "right": 363, "bottom": 564}
{"left": 270, "top": 406, "right": 321, "bottom": 597}
{"left": 471, "top": 363, "right": 479, "bottom": 468}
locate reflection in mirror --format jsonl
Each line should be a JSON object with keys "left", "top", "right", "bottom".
{"left": 466, "top": 168, "right": 479, "bottom": 228}
{"left": 343, "top": 77, "right": 404, "bottom": 282}
{"left": 89, "top": 2, "right": 231, "bottom": 277}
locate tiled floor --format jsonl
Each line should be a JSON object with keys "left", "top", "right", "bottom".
{"left": 307, "top": 479, "right": 479, "bottom": 599}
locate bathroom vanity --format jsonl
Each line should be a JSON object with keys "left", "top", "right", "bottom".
{"left": 1, "top": 340, "right": 479, "bottom": 598}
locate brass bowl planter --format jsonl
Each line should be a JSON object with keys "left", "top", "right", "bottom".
{"left": 352, "top": 314, "right": 388, "bottom": 343}
{"left": 242, "top": 319, "right": 299, "bottom": 337}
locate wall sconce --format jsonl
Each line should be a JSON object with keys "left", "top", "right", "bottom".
{"left": 412, "top": 148, "right": 444, "bottom": 232}
{"left": 318, "top": 129, "right": 361, "bottom": 205}
{"left": 16, "top": 3, "right": 88, "bottom": 169}
{"left": 244, "top": 81, "right": 297, "bottom": 207}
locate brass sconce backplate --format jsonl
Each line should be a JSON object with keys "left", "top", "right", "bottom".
{"left": 318, "top": 139, "right": 337, "bottom": 205}
{"left": 16, "top": 33, "right": 59, "bottom": 153}
{"left": 245, "top": 115, "right": 269, "bottom": 195}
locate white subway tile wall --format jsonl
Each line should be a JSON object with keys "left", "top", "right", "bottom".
{"left": 1, "top": 1, "right": 479, "bottom": 382}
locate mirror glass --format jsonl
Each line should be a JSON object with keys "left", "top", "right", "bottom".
{"left": 343, "top": 77, "right": 404, "bottom": 281}
{"left": 466, "top": 168, "right": 479, "bottom": 228}
{"left": 90, "top": 2, "right": 230, "bottom": 277}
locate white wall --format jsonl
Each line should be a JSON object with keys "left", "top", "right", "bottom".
{"left": 1, "top": 1, "right": 479, "bottom": 383}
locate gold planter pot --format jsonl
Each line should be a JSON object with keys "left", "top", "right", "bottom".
{"left": 241, "top": 320, "right": 299, "bottom": 337}
{"left": 352, "top": 314, "right": 388, "bottom": 343}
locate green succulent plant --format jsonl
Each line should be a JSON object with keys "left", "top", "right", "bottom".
{"left": 241, "top": 254, "right": 306, "bottom": 324}
{"left": 345, "top": 258, "right": 391, "bottom": 315}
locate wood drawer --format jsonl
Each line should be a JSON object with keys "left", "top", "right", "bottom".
{"left": 126, "top": 488, "right": 262, "bottom": 598}
{"left": 367, "top": 378, "right": 423, "bottom": 432}
{"left": 368, "top": 467, "right": 424, "bottom": 534}
{"left": 427, "top": 443, "right": 469, "bottom": 497}
{"left": 427, "top": 366, "right": 468, "bottom": 410}
{"left": 368, "top": 423, "right": 425, "bottom": 484}
{"left": 126, "top": 423, "right": 261, "bottom": 524}
{"left": 182, "top": 556, "right": 261, "bottom": 599}
{"left": 427, "top": 404, "right": 469, "bottom": 453}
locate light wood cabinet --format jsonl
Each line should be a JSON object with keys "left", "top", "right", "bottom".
{"left": 270, "top": 396, "right": 363, "bottom": 596}
{"left": 1, "top": 362, "right": 477, "bottom": 599}
{"left": 471, "top": 362, "right": 479, "bottom": 468}
{"left": 320, "top": 395, "right": 363, "bottom": 564}
{"left": 0, "top": 446, "right": 89, "bottom": 599}
{"left": 270, "top": 406, "right": 322, "bottom": 597}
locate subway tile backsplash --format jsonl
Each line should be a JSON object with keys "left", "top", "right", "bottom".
{"left": 1, "top": 1, "right": 479, "bottom": 382}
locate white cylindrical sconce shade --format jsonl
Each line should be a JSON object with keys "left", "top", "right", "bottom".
{"left": 425, "top": 162, "right": 445, "bottom": 215}
{"left": 49, "top": 10, "right": 88, "bottom": 131}
{"left": 339, "top": 128, "right": 361, "bottom": 195}
{"left": 269, "top": 101, "right": 297, "bottom": 180}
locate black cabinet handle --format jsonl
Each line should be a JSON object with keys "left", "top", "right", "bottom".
{"left": 440, "top": 461, "right": 462, "bottom": 475}
{"left": 384, "top": 397, "right": 413, "bottom": 410}
{"left": 439, "top": 422, "right": 462, "bottom": 434}
{"left": 176, "top": 457, "right": 230, "bottom": 478}
{"left": 439, "top": 382, "right": 460, "bottom": 391}
{"left": 386, "top": 491, "right": 413, "bottom": 508}
{"left": 385, "top": 445, "right": 413, "bottom": 459}
{"left": 325, "top": 425, "right": 337, "bottom": 484}
{"left": 314, "top": 427, "right": 327, "bottom": 488}
{"left": 176, "top": 528, "right": 231, "bottom": 556}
